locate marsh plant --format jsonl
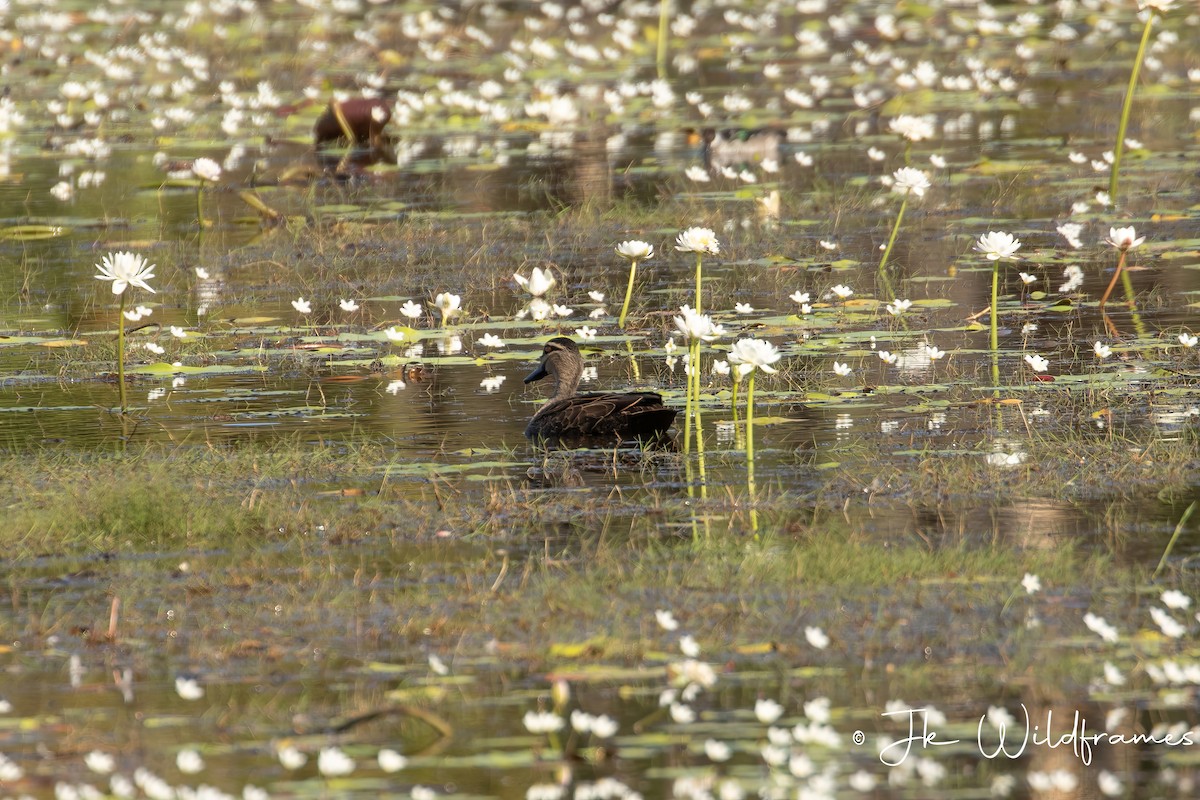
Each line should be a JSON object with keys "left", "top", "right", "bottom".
{"left": 674, "top": 227, "right": 719, "bottom": 315}
{"left": 876, "top": 166, "right": 931, "bottom": 280}
{"left": 191, "top": 157, "right": 221, "bottom": 228}
{"left": 94, "top": 251, "right": 157, "bottom": 413}
{"left": 674, "top": 305, "right": 723, "bottom": 455}
{"left": 1109, "top": 0, "right": 1175, "bottom": 204}
{"left": 614, "top": 240, "right": 653, "bottom": 329}
{"left": 728, "top": 337, "right": 781, "bottom": 534}
{"left": 974, "top": 230, "right": 1023, "bottom": 354}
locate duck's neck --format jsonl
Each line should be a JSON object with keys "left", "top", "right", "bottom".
{"left": 535, "top": 357, "right": 582, "bottom": 416}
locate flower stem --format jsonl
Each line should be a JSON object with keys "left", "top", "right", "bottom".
{"left": 989, "top": 260, "right": 1000, "bottom": 353}
{"left": 1098, "top": 249, "right": 1127, "bottom": 309}
{"left": 117, "top": 292, "right": 127, "bottom": 413}
{"left": 618, "top": 260, "right": 638, "bottom": 329}
{"left": 877, "top": 198, "right": 908, "bottom": 274}
{"left": 196, "top": 181, "right": 205, "bottom": 229}
{"left": 745, "top": 369, "right": 758, "bottom": 535}
{"left": 694, "top": 253, "right": 704, "bottom": 315}
{"left": 683, "top": 341, "right": 694, "bottom": 455}
{"left": 1109, "top": 12, "right": 1156, "bottom": 204}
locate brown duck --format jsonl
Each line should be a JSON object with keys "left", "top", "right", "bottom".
{"left": 524, "top": 338, "right": 677, "bottom": 441}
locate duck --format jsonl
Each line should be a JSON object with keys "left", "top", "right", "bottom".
{"left": 686, "top": 127, "right": 784, "bottom": 169}
{"left": 523, "top": 337, "right": 677, "bottom": 441}
{"left": 313, "top": 98, "right": 392, "bottom": 148}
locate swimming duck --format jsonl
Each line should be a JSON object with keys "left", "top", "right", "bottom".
{"left": 687, "top": 127, "right": 784, "bottom": 169}
{"left": 523, "top": 337, "right": 677, "bottom": 441}
{"left": 313, "top": 98, "right": 392, "bottom": 148}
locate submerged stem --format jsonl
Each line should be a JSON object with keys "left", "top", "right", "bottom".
{"left": 1109, "top": 13, "right": 1156, "bottom": 204}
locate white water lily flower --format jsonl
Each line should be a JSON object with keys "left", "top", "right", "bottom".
{"left": 804, "top": 626, "right": 829, "bottom": 649}
{"left": 523, "top": 710, "right": 564, "bottom": 733}
{"left": 790, "top": 291, "right": 810, "bottom": 304}
{"left": 833, "top": 361, "right": 852, "bottom": 377}
{"left": 890, "top": 167, "right": 930, "bottom": 197}
{"left": 924, "top": 345, "right": 946, "bottom": 360}
{"left": 615, "top": 240, "right": 654, "bottom": 260}
{"left": 95, "top": 251, "right": 157, "bottom": 295}
{"left": 377, "top": 749, "right": 407, "bottom": 773}
{"left": 291, "top": 297, "right": 311, "bottom": 314}
{"left": 400, "top": 300, "right": 423, "bottom": 319}
{"left": 1022, "top": 573, "right": 1041, "bottom": 594}
{"left": 1024, "top": 353, "right": 1050, "bottom": 372}
{"left": 728, "top": 338, "right": 782, "bottom": 374}
{"left": 975, "top": 231, "right": 1021, "bottom": 260}
{"left": 176, "top": 749, "right": 204, "bottom": 774}
{"left": 277, "top": 746, "right": 306, "bottom": 770}
{"left": 432, "top": 292, "right": 462, "bottom": 322}
{"left": 191, "top": 157, "right": 221, "bottom": 182}
{"left": 830, "top": 284, "right": 853, "bottom": 300}
{"left": 674, "top": 306, "right": 724, "bottom": 342}
{"left": 1018, "top": 272, "right": 1037, "bottom": 285}
{"left": 675, "top": 226, "right": 720, "bottom": 254}
{"left": 929, "top": 153, "right": 946, "bottom": 169}
{"left": 590, "top": 714, "right": 618, "bottom": 738}
{"left": 514, "top": 266, "right": 556, "bottom": 297}
{"left": 734, "top": 302, "right": 754, "bottom": 314}
{"left": 886, "top": 298, "right": 913, "bottom": 315}
{"left": 704, "top": 739, "right": 732, "bottom": 762}
{"left": 317, "top": 747, "right": 355, "bottom": 777}
{"left": 85, "top": 751, "right": 115, "bottom": 774}
{"left": 755, "top": 698, "right": 784, "bottom": 724}
{"left": 684, "top": 165, "right": 711, "bottom": 182}
{"left": 175, "top": 676, "right": 204, "bottom": 700}
{"left": 1178, "top": 333, "right": 1198, "bottom": 348}
{"left": 588, "top": 290, "right": 605, "bottom": 302}
{"left": 888, "top": 115, "right": 934, "bottom": 142}
{"left": 877, "top": 350, "right": 897, "bottom": 365}
{"left": 195, "top": 267, "right": 210, "bottom": 279}
{"left": 655, "top": 609, "right": 679, "bottom": 630}
{"left": 1056, "top": 222, "right": 1084, "bottom": 249}
{"left": 169, "top": 326, "right": 187, "bottom": 338}
{"left": 478, "top": 333, "right": 504, "bottom": 348}
{"left": 384, "top": 327, "right": 406, "bottom": 342}
{"left": 1094, "top": 341, "right": 1112, "bottom": 359}
{"left": 575, "top": 325, "right": 597, "bottom": 340}
{"left": 679, "top": 635, "right": 700, "bottom": 657}
{"left": 339, "top": 299, "right": 359, "bottom": 312}
{"left": 1162, "top": 590, "right": 1191, "bottom": 610}
{"left": 712, "top": 360, "right": 730, "bottom": 376}
{"left": 1104, "top": 226, "right": 1145, "bottom": 251}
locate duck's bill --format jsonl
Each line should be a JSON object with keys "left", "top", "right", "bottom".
{"left": 524, "top": 361, "right": 549, "bottom": 384}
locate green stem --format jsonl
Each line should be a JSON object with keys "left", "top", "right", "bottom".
{"left": 745, "top": 369, "right": 758, "bottom": 535}
{"left": 877, "top": 198, "right": 908, "bottom": 274}
{"left": 618, "top": 260, "right": 638, "bottom": 329}
{"left": 989, "top": 260, "right": 1000, "bottom": 353}
{"left": 730, "top": 372, "right": 740, "bottom": 423}
{"left": 196, "top": 181, "right": 205, "bottom": 229}
{"left": 1109, "top": 13, "right": 1156, "bottom": 204}
{"left": 117, "top": 292, "right": 127, "bottom": 413}
{"left": 682, "top": 342, "right": 693, "bottom": 455}
{"left": 694, "top": 253, "right": 704, "bottom": 315}
{"left": 656, "top": 0, "right": 670, "bottom": 80}
{"left": 1153, "top": 501, "right": 1197, "bottom": 580}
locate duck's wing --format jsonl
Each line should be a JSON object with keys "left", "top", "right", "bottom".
{"left": 529, "top": 392, "right": 676, "bottom": 438}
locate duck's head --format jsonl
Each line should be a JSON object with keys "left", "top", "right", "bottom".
{"left": 524, "top": 337, "right": 580, "bottom": 385}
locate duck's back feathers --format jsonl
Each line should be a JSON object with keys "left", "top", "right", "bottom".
{"left": 525, "top": 391, "right": 677, "bottom": 441}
